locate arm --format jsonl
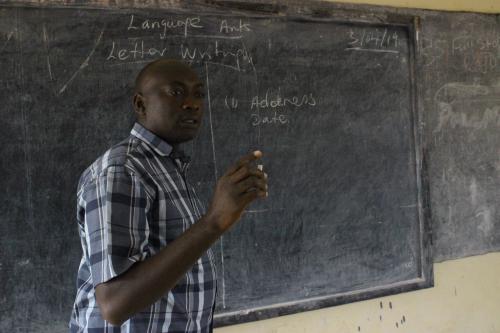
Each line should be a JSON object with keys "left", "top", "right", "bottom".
{"left": 95, "top": 151, "right": 268, "bottom": 325}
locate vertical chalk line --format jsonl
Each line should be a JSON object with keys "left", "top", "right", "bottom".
{"left": 16, "top": 9, "right": 34, "bottom": 230}
{"left": 205, "top": 62, "right": 226, "bottom": 308}
{"left": 42, "top": 24, "right": 53, "bottom": 81}
{"left": 0, "top": 31, "right": 14, "bottom": 52}
{"left": 241, "top": 39, "right": 260, "bottom": 146}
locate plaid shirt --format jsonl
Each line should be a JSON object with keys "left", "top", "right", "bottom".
{"left": 70, "top": 123, "right": 216, "bottom": 333}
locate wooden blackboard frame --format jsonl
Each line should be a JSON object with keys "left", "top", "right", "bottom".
{"left": 205, "top": 11, "right": 434, "bottom": 327}
{"left": 0, "top": 0, "right": 434, "bottom": 328}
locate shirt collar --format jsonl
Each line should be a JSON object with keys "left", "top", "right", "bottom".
{"left": 130, "top": 122, "right": 173, "bottom": 157}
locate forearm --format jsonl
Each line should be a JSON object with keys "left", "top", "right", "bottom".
{"left": 95, "top": 150, "right": 267, "bottom": 326}
{"left": 96, "top": 213, "right": 223, "bottom": 325}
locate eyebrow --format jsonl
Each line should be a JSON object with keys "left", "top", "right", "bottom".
{"left": 170, "top": 81, "right": 204, "bottom": 88}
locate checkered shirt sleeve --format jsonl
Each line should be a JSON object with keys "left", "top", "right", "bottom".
{"left": 80, "top": 165, "right": 152, "bottom": 286}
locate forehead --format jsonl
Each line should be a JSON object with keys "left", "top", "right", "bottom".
{"left": 148, "top": 65, "right": 202, "bottom": 88}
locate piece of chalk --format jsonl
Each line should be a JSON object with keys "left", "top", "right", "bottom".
{"left": 257, "top": 164, "right": 263, "bottom": 171}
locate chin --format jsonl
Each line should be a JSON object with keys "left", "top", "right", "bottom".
{"left": 169, "top": 132, "right": 199, "bottom": 144}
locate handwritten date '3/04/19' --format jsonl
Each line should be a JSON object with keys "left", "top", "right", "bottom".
{"left": 346, "top": 28, "right": 400, "bottom": 54}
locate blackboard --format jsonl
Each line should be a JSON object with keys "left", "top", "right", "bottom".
{"left": 418, "top": 11, "right": 500, "bottom": 262}
{"left": 0, "top": 1, "right": 497, "bottom": 331}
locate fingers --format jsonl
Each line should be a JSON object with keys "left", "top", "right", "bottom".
{"left": 219, "top": 150, "right": 268, "bottom": 209}
{"left": 241, "top": 188, "right": 267, "bottom": 203}
{"left": 236, "top": 176, "right": 268, "bottom": 195}
{"left": 230, "top": 165, "right": 266, "bottom": 183}
{"left": 225, "top": 150, "right": 262, "bottom": 176}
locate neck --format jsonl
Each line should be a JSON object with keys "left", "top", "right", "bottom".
{"left": 137, "top": 119, "right": 180, "bottom": 148}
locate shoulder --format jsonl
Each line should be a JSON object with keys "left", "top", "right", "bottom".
{"left": 77, "top": 136, "right": 145, "bottom": 190}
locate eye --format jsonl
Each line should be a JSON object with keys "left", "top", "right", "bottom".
{"left": 169, "top": 89, "right": 184, "bottom": 96}
{"left": 195, "top": 91, "right": 206, "bottom": 98}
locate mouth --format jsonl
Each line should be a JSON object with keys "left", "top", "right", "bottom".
{"left": 179, "top": 118, "right": 200, "bottom": 128}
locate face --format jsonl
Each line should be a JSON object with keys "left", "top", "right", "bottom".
{"left": 134, "top": 63, "right": 205, "bottom": 144}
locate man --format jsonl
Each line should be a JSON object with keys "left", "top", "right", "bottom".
{"left": 69, "top": 59, "right": 268, "bottom": 332}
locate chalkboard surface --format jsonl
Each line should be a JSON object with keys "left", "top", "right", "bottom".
{"left": 0, "top": 1, "right": 497, "bottom": 331}
{"left": 418, "top": 12, "right": 500, "bottom": 262}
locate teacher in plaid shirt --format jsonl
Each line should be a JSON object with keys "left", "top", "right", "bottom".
{"left": 69, "top": 59, "right": 268, "bottom": 333}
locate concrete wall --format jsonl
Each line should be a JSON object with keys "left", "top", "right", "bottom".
{"left": 215, "top": 1, "right": 500, "bottom": 332}
{"left": 327, "top": 0, "right": 500, "bottom": 13}
{"left": 216, "top": 253, "right": 500, "bottom": 333}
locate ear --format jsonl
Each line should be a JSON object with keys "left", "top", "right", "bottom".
{"left": 133, "top": 93, "right": 146, "bottom": 119}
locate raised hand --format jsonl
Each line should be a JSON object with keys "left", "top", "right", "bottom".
{"left": 206, "top": 150, "right": 268, "bottom": 232}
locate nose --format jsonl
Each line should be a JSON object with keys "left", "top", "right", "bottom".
{"left": 181, "top": 98, "right": 200, "bottom": 111}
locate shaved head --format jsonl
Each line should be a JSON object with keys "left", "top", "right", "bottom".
{"left": 134, "top": 59, "right": 197, "bottom": 94}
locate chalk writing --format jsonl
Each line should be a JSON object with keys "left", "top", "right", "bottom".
{"left": 422, "top": 34, "right": 499, "bottom": 73}
{"left": 452, "top": 34, "right": 499, "bottom": 73}
{"left": 452, "top": 34, "right": 500, "bottom": 54}
{"left": 250, "top": 88, "right": 316, "bottom": 110}
{"left": 463, "top": 52, "right": 497, "bottom": 74}
{"left": 346, "top": 28, "right": 400, "bottom": 54}
{"left": 224, "top": 96, "right": 238, "bottom": 109}
{"left": 248, "top": 88, "right": 317, "bottom": 126}
{"left": 403, "top": 262, "right": 414, "bottom": 268}
{"left": 106, "top": 39, "right": 254, "bottom": 72}
{"left": 251, "top": 111, "right": 289, "bottom": 126}
{"left": 107, "top": 14, "right": 257, "bottom": 73}
{"left": 220, "top": 19, "right": 251, "bottom": 34}
{"left": 180, "top": 41, "right": 254, "bottom": 71}
{"left": 107, "top": 39, "right": 167, "bottom": 62}
{"left": 42, "top": 24, "right": 54, "bottom": 82}
{"left": 125, "top": 15, "right": 251, "bottom": 40}
{"left": 434, "top": 82, "right": 490, "bottom": 104}
{"left": 436, "top": 105, "right": 500, "bottom": 131}
{"left": 434, "top": 82, "right": 500, "bottom": 132}
{"left": 127, "top": 14, "right": 203, "bottom": 38}
{"left": 0, "top": 30, "right": 15, "bottom": 53}
{"left": 420, "top": 37, "right": 448, "bottom": 67}
{"left": 60, "top": 29, "right": 104, "bottom": 94}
